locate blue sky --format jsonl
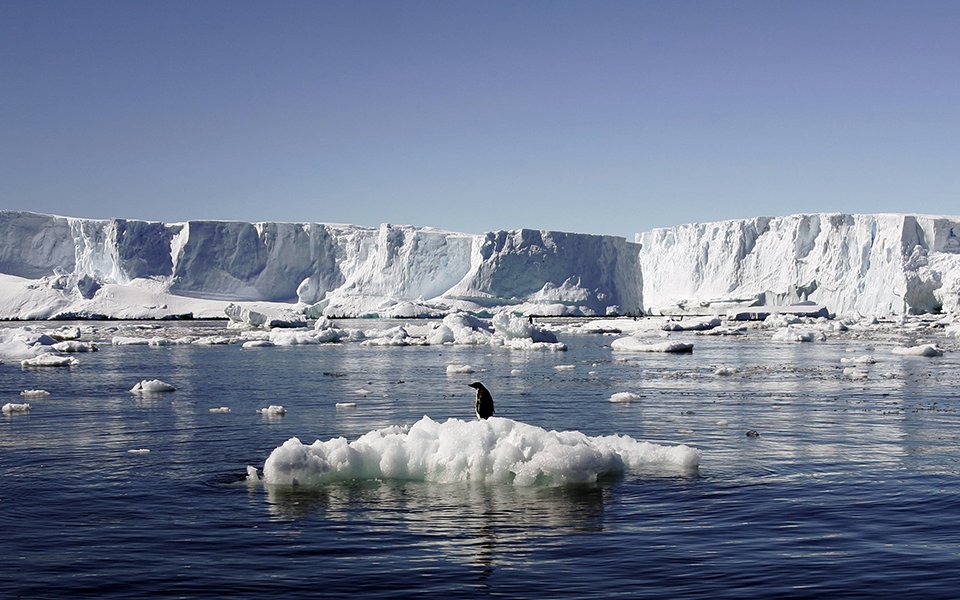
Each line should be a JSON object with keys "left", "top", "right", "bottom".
{"left": 1, "top": 1, "right": 958, "bottom": 238}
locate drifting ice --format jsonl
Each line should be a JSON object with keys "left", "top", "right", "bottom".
{"left": 2, "top": 402, "right": 31, "bottom": 414}
{"left": 260, "top": 416, "right": 700, "bottom": 487}
{"left": 130, "top": 379, "right": 176, "bottom": 393}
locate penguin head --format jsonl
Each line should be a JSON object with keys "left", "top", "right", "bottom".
{"left": 467, "top": 382, "right": 485, "bottom": 390}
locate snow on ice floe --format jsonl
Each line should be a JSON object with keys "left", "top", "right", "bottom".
{"left": 891, "top": 343, "right": 944, "bottom": 357}
{"left": 130, "top": 379, "right": 176, "bottom": 394}
{"left": 258, "top": 416, "right": 700, "bottom": 487}
{"left": 21, "top": 354, "right": 79, "bottom": 367}
{"left": 610, "top": 337, "right": 694, "bottom": 353}
{"left": 2, "top": 402, "right": 31, "bottom": 414}
{"left": 20, "top": 389, "right": 50, "bottom": 397}
{"left": 609, "top": 392, "right": 642, "bottom": 403}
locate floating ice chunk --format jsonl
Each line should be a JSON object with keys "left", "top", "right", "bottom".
{"left": 841, "top": 355, "right": 876, "bottom": 365}
{"left": 714, "top": 367, "right": 737, "bottom": 376}
{"left": 269, "top": 330, "right": 322, "bottom": 346}
{"left": 335, "top": 402, "right": 357, "bottom": 408}
{"left": 21, "top": 354, "right": 79, "bottom": 367}
{"left": 258, "top": 405, "right": 287, "bottom": 416}
{"left": 611, "top": 337, "right": 694, "bottom": 353}
{"left": 127, "top": 448, "right": 150, "bottom": 455}
{"left": 716, "top": 419, "right": 729, "bottom": 427}
{"left": 662, "top": 317, "right": 721, "bottom": 332}
{"left": 21, "top": 389, "right": 50, "bottom": 397}
{"left": 354, "top": 388, "right": 372, "bottom": 396}
{"left": 130, "top": 379, "right": 176, "bottom": 394}
{"left": 446, "top": 364, "right": 475, "bottom": 374}
{"left": 492, "top": 311, "right": 559, "bottom": 344}
{"left": 771, "top": 327, "right": 826, "bottom": 342}
{"left": 554, "top": 364, "right": 576, "bottom": 371}
{"left": 510, "top": 369, "right": 522, "bottom": 375}
{"left": 50, "top": 326, "right": 82, "bottom": 341}
{"left": 2, "top": 402, "right": 31, "bottom": 414}
{"left": 112, "top": 336, "right": 176, "bottom": 346}
{"left": 209, "top": 407, "right": 231, "bottom": 413}
{"left": 51, "top": 340, "right": 98, "bottom": 352}
{"left": 242, "top": 340, "right": 275, "bottom": 348}
{"left": 843, "top": 367, "right": 869, "bottom": 380}
{"left": 246, "top": 465, "right": 261, "bottom": 483}
{"left": 609, "top": 392, "right": 641, "bottom": 403}
{"left": 261, "top": 416, "right": 700, "bottom": 487}
{"left": 891, "top": 343, "right": 944, "bottom": 357}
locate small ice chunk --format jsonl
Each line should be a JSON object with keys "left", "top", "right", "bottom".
{"left": 242, "top": 340, "right": 275, "bottom": 348}
{"left": 611, "top": 337, "right": 694, "bottom": 353}
{"left": 843, "top": 367, "right": 869, "bottom": 380}
{"left": 258, "top": 405, "right": 287, "bottom": 416}
{"left": 335, "top": 402, "right": 357, "bottom": 408}
{"left": 716, "top": 419, "right": 729, "bottom": 427}
{"left": 446, "top": 364, "right": 475, "bottom": 374}
{"left": 127, "top": 448, "right": 150, "bottom": 455}
{"left": 21, "top": 389, "right": 50, "bottom": 397}
{"left": 714, "top": 367, "right": 737, "bottom": 376}
{"left": 891, "top": 344, "right": 944, "bottom": 357}
{"left": 609, "top": 392, "right": 641, "bottom": 403}
{"left": 51, "top": 340, "right": 98, "bottom": 353}
{"left": 554, "top": 364, "right": 576, "bottom": 371}
{"left": 354, "top": 388, "right": 372, "bottom": 396}
{"left": 771, "top": 327, "right": 826, "bottom": 343}
{"left": 2, "top": 402, "right": 31, "bottom": 414}
{"left": 21, "top": 354, "right": 79, "bottom": 367}
{"left": 841, "top": 354, "right": 876, "bottom": 365}
{"left": 209, "top": 407, "right": 231, "bottom": 413}
{"left": 246, "top": 465, "right": 261, "bottom": 483}
{"left": 510, "top": 369, "right": 522, "bottom": 375}
{"left": 130, "top": 379, "right": 176, "bottom": 394}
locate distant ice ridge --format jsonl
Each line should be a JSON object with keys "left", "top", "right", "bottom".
{"left": 0, "top": 211, "right": 640, "bottom": 320}
{"left": 259, "top": 416, "right": 700, "bottom": 487}
{"left": 637, "top": 213, "right": 960, "bottom": 317}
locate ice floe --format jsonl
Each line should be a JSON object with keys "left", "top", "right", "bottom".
{"left": 258, "top": 405, "right": 287, "bottom": 416}
{"left": 891, "top": 343, "right": 944, "bottom": 357}
{"left": 609, "top": 392, "right": 642, "bottom": 403}
{"left": 21, "top": 354, "right": 79, "bottom": 367}
{"left": 130, "top": 379, "right": 176, "bottom": 394}
{"left": 21, "top": 389, "right": 51, "bottom": 397}
{"left": 259, "top": 416, "right": 700, "bottom": 487}
{"left": 611, "top": 337, "right": 694, "bottom": 353}
{"left": 2, "top": 402, "right": 31, "bottom": 414}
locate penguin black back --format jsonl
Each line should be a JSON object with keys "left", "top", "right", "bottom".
{"left": 468, "top": 382, "right": 495, "bottom": 420}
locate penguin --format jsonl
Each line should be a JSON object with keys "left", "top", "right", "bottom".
{"left": 468, "top": 382, "right": 495, "bottom": 420}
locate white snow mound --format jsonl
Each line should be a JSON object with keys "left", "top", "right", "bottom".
{"left": 261, "top": 416, "right": 700, "bottom": 486}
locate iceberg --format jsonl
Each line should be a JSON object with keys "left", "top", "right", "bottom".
{"left": 259, "top": 416, "right": 700, "bottom": 487}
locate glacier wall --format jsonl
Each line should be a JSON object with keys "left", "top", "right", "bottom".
{"left": 637, "top": 213, "right": 960, "bottom": 316}
{"left": 0, "top": 211, "right": 641, "bottom": 319}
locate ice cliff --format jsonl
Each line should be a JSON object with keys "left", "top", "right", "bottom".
{"left": 1, "top": 211, "right": 958, "bottom": 320}
{"left": 0, "top": 211, "right": 641, "bottom": 319}
{"left": 637, "top": 213, "right": 960, "bottom": 317}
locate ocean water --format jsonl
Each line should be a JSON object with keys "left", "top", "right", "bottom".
{"left": 2, "top": 320, "right": 960, "bottom": 598}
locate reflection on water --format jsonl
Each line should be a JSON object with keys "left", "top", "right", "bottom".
{"left": 262, "top": 479, "right": 608, "bottom": 579}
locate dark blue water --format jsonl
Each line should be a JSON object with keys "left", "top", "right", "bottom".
{"left": 2, "top": 320, "right": 959, "bottom": 597}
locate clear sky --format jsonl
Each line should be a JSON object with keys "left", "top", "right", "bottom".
{"left": 1, "top": 0, "right": 958, "bottom": 238}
